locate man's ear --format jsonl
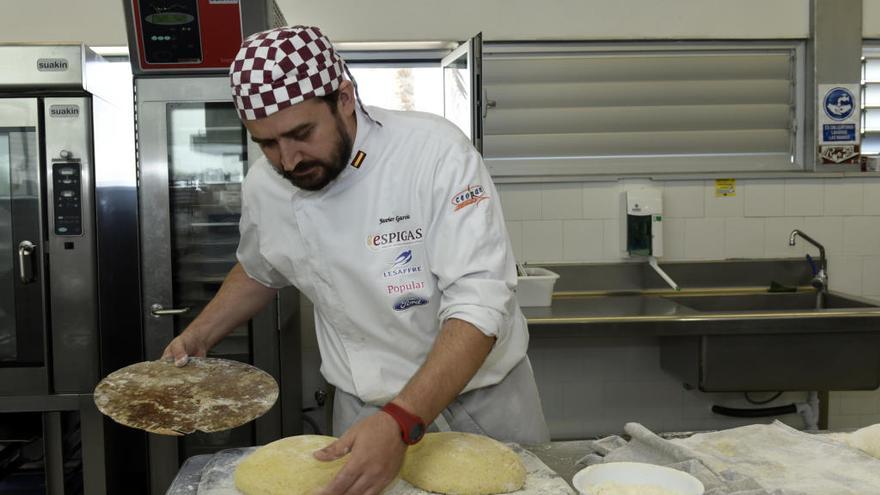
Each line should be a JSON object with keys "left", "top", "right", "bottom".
{"left": 338, "top": 80, "right": 356, "bottom": 116}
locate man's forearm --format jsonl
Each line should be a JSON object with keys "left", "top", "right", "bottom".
{"left": 391, "top": 318, "right": 495, "bottom": 423}
{"left": 184, "top": 262, "right": 279, "bottom": 348}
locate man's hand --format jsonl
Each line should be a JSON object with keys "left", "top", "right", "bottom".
{"left": 314, "top": 411, "right": 406, "bottom": 495}
{"left": 160, "top": 331, "right": 208, "bottom": 367}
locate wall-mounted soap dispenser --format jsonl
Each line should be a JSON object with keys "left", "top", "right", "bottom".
{"left": 621, "top": 185, "right": 680, "bottom": 290}
{"left": 625, "top": 188, "right": 663, "bottom": 257}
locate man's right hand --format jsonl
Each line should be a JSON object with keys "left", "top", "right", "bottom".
{"left": 161, "top": 332, "right": 209, "bottom": 367}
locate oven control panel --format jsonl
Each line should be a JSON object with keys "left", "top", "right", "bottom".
{"left": 52, "top": 162, "right": 82, "bottom": 236}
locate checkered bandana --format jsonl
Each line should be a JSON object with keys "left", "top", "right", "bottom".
{"left": 229, "top": 26, "right": 376, "bottom": 123}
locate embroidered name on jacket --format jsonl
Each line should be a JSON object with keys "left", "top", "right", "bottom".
{"left": 367, "top": 228, "right": 424, "bottom": 250}
{"left": 451, "top": 184, "right": 489, "bottom": 212}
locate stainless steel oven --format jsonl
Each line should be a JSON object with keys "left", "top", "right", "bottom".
{"left": 135, "top": 76, "right": 301, "bottom": 494}
{"left": 0, "top": 44, "right": 140, "bottom": 394}
{"left": 0, "top": 43, "right": 142, "bottom": 494}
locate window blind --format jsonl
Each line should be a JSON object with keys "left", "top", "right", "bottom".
{"left": 863, "top": 46, "right": 880, "bottom": 155}
{"left": 482, "top": 43, "right": 804, "bottom": 176}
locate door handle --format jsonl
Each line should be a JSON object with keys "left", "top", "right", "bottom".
{"left": 150, "top": 303, "right": 191, "bottom": 318}
{"left": 18, "top": 240, "right": 36, "bottom": 284}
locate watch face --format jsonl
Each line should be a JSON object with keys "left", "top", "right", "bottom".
{"left": 409, "top": 423, "right": 425, "bottom": 442}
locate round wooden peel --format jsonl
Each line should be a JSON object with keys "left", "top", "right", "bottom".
{"left": 94, "top": 357, "right": 278, "bottom": 436}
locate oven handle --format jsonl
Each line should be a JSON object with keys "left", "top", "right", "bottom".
{"left": 150, "top": 303, "right": 191, "bottom": 318}
{"left": 18, "top": 240, "right": 37, "bottom": 284}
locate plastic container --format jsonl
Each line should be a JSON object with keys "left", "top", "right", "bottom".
{"left": 516, "top": 267, "right": 560, "bottom": 307}
{"left": 573, "top": 462, "right": 704, "bottom": 495}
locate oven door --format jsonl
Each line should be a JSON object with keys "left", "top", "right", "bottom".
{"left": 0, "top": 98, "right": 50, "bottom": 394}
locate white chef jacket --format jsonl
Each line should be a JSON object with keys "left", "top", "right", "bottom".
{"left": 236, "top": 105, "right": 529, "bottom": 405}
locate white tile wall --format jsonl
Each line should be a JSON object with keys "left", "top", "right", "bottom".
{"left": 824, "top": 179, "right": 864, "bottom": 216}
{"left": 542, "top": 183, "right": 584, "bottom": 220}
{"left": 522, "top": 220, "right": 564, "bottom": 261}
{"left": 724, "top": 218, "right": 765, "bottom": 258}
{"left": 743, "top": 179, "right": 785, "bottom": 217}
{"left": 663, "top": 181, "right": 705, "bottom": 218}
{"left": 496, "top": 177, "right": 880, "bottom": 438}
{"left": 683, "top": 218, "right": 725, "bottom": 259}
{"left": 784, "top": 180, "right": 824, "bottom": 216}
{"left": 563, "top": 220, "right": 604, "bottom": 261}
{"left": 498, "top": 183, "right": 542, "bottom": 220}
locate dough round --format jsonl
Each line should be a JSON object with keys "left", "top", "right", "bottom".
{"left": 401, "top": 432, "right": 526, "bottom": 495}
{"left": 234, "top": 435, "right": 345, "bottom": 495}
{"left": 842, "top": 423, "right": 880, "bottom": 459}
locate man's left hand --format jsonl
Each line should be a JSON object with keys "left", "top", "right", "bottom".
{"left": 314, "top": 410, "right": 407, "bottom": 495}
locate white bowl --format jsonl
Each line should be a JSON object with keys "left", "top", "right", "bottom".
{"left": 572, "top": 462, "right": 704, "bottom": 495}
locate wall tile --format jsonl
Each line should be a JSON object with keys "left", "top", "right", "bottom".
{"left": 541, "top": 183, "right": 583, "bottom": 220}
{"left": 684, "top": 218, "right": 725, "bottom": 260}
{"left": 663, "top": 181, "right": 704, "bottom": 218}
{"left": 583, "top": 182, "right": 620, "bottom": 219}
{"left": 862, "top": 257, "right": 880, "bottom": 296}
{"left": 843, "top": 217, "right": 880, "bottom": 256}
{"left": 704, "top": 180, "right": 745, "bottom": 217}
{"left": 830, "top": 255, "right": 864, "bottom": 295}
{"left": 784, "top": 180, "right": 824, "bottom": 216}
{"left": 497, "top": 183, "right": 541, "bottom": 221}
{"left": 743, "top": 179, "right": 785, "bottom": 217}
{"left": 803, "top": 216, "right": 844, "bottom": 257}
{"left": 521, "top": 220, "right": 563, "bottom": 262}
{"left": 764, "top": 217, "right": 807, "bottom": 257}
{"left": 603, "top": 219, "right": 624, "bottom": 260}
{"left": 824, "top": 178, "right": 864, "bottom": 216}
{"left": 505, "top": 221, "right": 523, "bottom": 262}
{"left": 662, "top": 218, "right": 686, "bottom": 260}
{"left": 724, "top": 218, "right": 765, "bottom": 259}
{"left": 836, "top": 391, "right": 880, "bottom": 416}
{"left": 863, "top": 181, "right": 880, "bottom": 215}
{"left": 563, "top": 219, "right": 604, "bottom": 262}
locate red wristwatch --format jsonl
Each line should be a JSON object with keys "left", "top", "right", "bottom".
{"left": 381, "top": 402, "right": 426, "bottom": 445}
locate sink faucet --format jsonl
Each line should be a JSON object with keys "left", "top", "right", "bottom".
{"left": 788, "top": 229, "right": 827, "bottom": 308}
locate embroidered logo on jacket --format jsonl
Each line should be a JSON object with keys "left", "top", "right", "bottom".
{"left": 451, "top": 185, "right": 489, "bottom": 212}
{"left": 367, "top": 228, "right": 424, "bottom": 250}
{"left": 384, "top": 250, "right": 423, "bottom": 278}
{"left": 387, "top": 280, "right": 425, "bottom": 295}
{"left": 393, "top": 293, "right": 429, "bottom": 311}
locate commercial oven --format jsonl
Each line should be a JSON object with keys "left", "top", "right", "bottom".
{"left": 135, "top": 75, "right": 301, "bottom": 494}
{"left": 0, "top": 43, "right": 141, "bottom": 494}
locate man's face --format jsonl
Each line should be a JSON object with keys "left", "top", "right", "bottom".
{"left": 245, "top": 97, "right": 353, "bottom": 191}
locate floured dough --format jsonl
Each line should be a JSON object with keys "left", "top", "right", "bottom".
{"left": 401, "top": 432, "right": 526, "bottom": 495}
{"left": 584, "top": 481, "right": 682, "bottom": 495}
{"left": 837, "top": 423, "right": 880, "bottom": 459}
{"left": 234, "top": 435, "right": 345, "bottom": 495}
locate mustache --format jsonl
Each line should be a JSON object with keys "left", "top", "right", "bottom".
{"left": 281, "top": 161, "right": 324, "bottom": 178}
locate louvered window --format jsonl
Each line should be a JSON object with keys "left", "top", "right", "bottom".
{"left": 863, "top": 45, "right": 880, "bottom": 155}
{"left": 481, "top": 42, "right": 805, "bottom": 177}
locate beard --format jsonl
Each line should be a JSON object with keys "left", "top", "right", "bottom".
{"left": 276, "top": 114, "right": 353, "bottom": 191}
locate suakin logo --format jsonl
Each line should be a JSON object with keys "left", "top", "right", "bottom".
{"left": 451, "top": 185, "right": 489, "bottom": 212}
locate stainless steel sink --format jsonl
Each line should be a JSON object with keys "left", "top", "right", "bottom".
{"left": 663, "top": 292, "right": 878, "bottom": 312}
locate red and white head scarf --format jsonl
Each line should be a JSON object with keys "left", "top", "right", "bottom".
{"left": 229, "top": 25, "right": 375, "bottom": 123}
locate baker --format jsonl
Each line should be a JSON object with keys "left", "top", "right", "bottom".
{"left": 162, "top": 25, "right": 549, "bottom": 494}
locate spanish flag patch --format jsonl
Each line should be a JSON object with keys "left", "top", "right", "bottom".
{"left": 350, "top": 150, "right": 366, "bottom": 169}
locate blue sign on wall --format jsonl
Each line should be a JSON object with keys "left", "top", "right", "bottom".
{"left": 823, "top": 87, "right": 855, "bottom": 121}
{"left": 822, "top": 123, "right": 856, "bottom": 142}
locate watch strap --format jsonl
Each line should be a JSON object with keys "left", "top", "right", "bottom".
{"left": 381, "top": 402, "right": 426, "bottom": 445}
